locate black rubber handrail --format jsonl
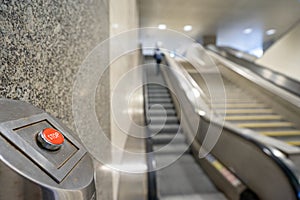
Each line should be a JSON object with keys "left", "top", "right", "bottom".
{"left": 208, "top": 46, "right": 300, "bottom": 97}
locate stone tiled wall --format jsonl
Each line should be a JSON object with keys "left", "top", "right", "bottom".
{"left": 1, "top": 1, "right": 112, "bottom": 199}
{"left": 0, "top": 0, "right": 117, "bottom": 198}
{"left": 0, "top": 0, "right": 110, "bottom": 133}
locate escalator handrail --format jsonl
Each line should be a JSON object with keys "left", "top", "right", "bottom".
{"left": 163, "top": 53, "right": 300, "bottom": 199}
{"left": 160, "top": 52, "right": 215, "bottom": 118}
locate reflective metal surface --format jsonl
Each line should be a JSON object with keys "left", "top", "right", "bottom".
{"left": 0, "top": 99, "right": 95, "bottom": 200}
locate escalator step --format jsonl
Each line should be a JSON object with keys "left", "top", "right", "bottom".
{"left": 147, "top": 84, "right": 165, "bottom": 87}
{"left": 148, "top": 91, "right": 170, "bottom": 95}
{"left": 225, "top": 115, "right": 282, "bottom": 121}
{"left": 213, "top": 103, "right": 266, "bottom": 109}
{"left": 205, "top": 94, "right": 253, "bottom": 98}
{"left": 149, "top": 124, "right": 180, "bottom": 133}
{"left": 260, "top": 130, "right": 300, "bottom": 136}
{"left": 148, "top": 89, "right": 169, "bottom": 93}
{"left": 210, "top": 99, "right": 259, "bottom": 103}
{"left": 149, "top": 107, "right": 175, "bottom": 111}
{"left": 150, "top": 116, "right": 179, "bottom": 124}
{"left": 147, "top": 85, "right": 167, "bottom": 88}
{"left": 149, "top": 103, "right": 174, "bottom": 109}
{"left": 149, "top": 98, "right": 172, "bottom": 103}
{"left": 224, "top": 109, "right": 273, "bottom": 114}
{"left": 149, "top": 94, "right": 171, "bottom": 98}
{"left": 152, "top": 134, "right": 185, "bottom": 145}
{"left": 148, "top": 94, "right": 171, "bottom": 98}
{"left": 237, "top": 122, "right": 294, "bottom": 129}
{"left": 147, "top": 85, "right": 165, "bottom": 88}
{"left": 149, "top": 110, "right": 176, "bottom": 116}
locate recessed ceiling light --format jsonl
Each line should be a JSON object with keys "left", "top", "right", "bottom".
{"left": 158, "top": 24, "right": 167, "bottom": 30}
{"left": 183, "top": 25, "right": 192, "bottom": 32}
{"left": 266, "top": 29, "right": 276, "bottom": 35}
{"left": 243, "top": 28, "right": 253, "bottom": 34}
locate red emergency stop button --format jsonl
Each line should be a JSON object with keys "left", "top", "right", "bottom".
{"left": 37, "top": 128, "right": 64, "bottom": 150}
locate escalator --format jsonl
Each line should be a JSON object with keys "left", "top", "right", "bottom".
{"left": 157, "top": 51, "right": 300, "bottom": 200}
{"left": 179, "top": 61, "right": 300, "bottom": 147}
{"left": 145, "top": 63, "right": 228, "bottom": 199}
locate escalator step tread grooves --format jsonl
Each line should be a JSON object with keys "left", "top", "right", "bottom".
{"left": 146, "top": 77, "right": 225, "bottom": 199}
{"left": 209, "top": 76, "right": 300, "bottom": 147}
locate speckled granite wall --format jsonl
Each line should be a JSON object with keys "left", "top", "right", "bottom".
{"left": 0, "top": 0, "right": 109, "bottom": 133}
{"left": 0, "top": 1, "right": 111, "bottom": 198}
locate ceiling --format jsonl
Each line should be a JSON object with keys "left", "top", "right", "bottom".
{"left": 139, "top": 0, "right": 300, "bottom": 50}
